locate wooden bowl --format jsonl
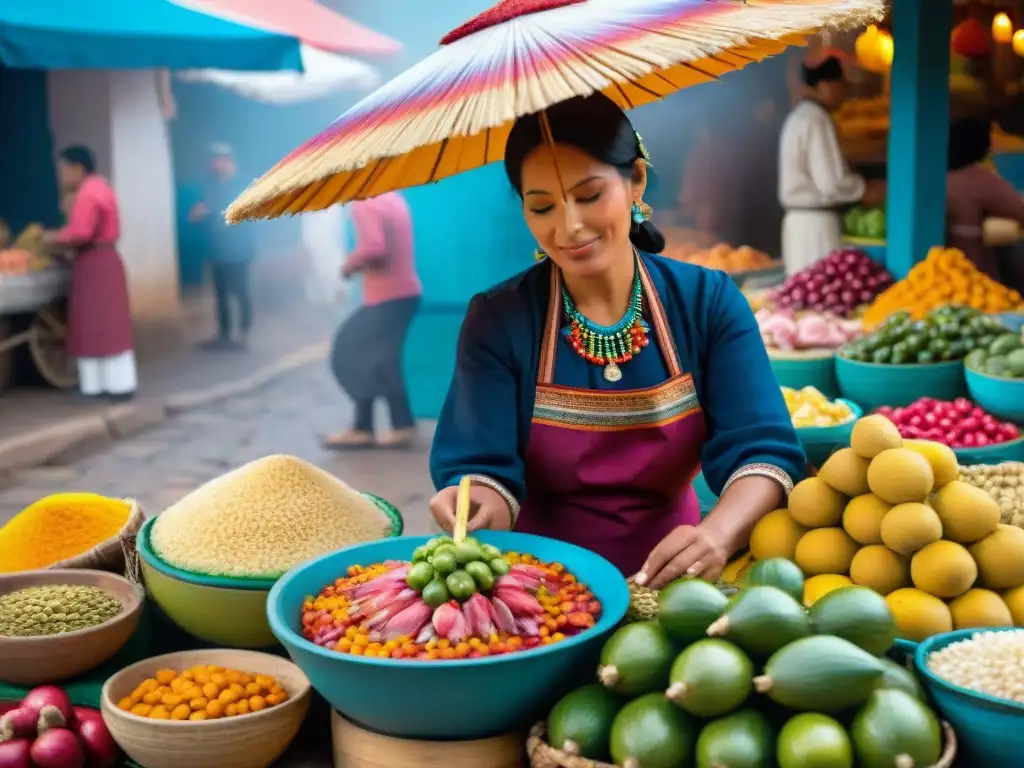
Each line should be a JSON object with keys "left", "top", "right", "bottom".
{"left": 0, "top": 568, "right": 143, "bottom": 685}
{"left": 331, "top": 709, "right": 524, "bottom": 768}
{"left": 100, "top": 649, "right": 311, "bottom": 768}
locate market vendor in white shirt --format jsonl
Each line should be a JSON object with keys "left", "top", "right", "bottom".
{"left": 778, "top": 54, "right": 885, "bottom": 274}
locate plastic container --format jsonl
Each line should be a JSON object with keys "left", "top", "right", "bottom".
{"left": 888, "top": 637, "right": 919, "bottom": 668}
{"left": 954, "top": 436, "right": 1024, "bottom": 466}
{"left": 266, "top": 532, "right": 629, "bottom": 741}
{"left": 769, "top": 350, "right": 839, "bottom": 397}
{"left": 965, "top": 367, "right": 1024, "bottom": 424}
{"left": 834, "top": 356, "right": 966, "bottom": 411}
{"left": 915, "top": 628, "right": 1024, "bottom": 767}
{"left": 796, "top": 399, "right": 862, "bottom": 467}
{"left": 136, "top": 495, "right": 403, "bottom": 648}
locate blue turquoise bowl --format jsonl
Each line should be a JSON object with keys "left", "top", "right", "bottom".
{"left": 796, "top": 399, "right": 862, "bottom": 467}
{"left": 954, "top": 436, "right": 1024, "bottom": 466}
{"left": 916, "top": 628, "right": 1024, "bottom": 766}
{"left": 834, "top": 356, "right": 966, "bottom": 411}
{"left": 770, "top": 353, "right": 839, "bottom": 398}
{"left": 965, "top": 367, "right": 1024, "bottom": 424}
{"left": 266, "top": 532, "right": 629, "bottom": 740}
{"left": 888, "top": 637, "right": 919, "bottom": 668}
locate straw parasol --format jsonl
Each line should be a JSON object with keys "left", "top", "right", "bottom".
{"left": 227, "top": 0, "right": 885, "bottom": 224}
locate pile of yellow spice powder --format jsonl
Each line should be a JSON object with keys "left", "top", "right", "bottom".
{"left": 0, "top": 493, "right": 132, "bottom": 573}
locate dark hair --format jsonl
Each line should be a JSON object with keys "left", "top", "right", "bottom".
{"left": 59, "top": 145, "right": 96, "bottom": 175}
{"left": 503, "top": 93, "right": 665, "bottom": 254}
{"left": 802, "top": 56, "right": 844, "bottom": 87}
{"left": 948, "top": 116, "right": 991, "bottom": 171}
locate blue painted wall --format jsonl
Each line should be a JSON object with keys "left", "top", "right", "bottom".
{"left": 0, "top": 67, "right": 61, "bottom": 236}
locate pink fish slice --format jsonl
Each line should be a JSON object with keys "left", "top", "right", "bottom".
{"left": 494, "top": 586, "right": 545, "bottom": 618}
{"left": 464, "top": 593, "right": 495, "bottom": 638}
{"left": 350, "top": 565, "right": 411, "bottom": 598}
{"left": 366, "top": 592, "right": 420, "bottom": 629}
{"left": 380, "top": 600, "right": 433, "bottom": 642}
{"left": 489, "top": 597, "right": 517, "bottom": 634}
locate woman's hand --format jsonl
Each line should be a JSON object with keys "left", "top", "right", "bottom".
{"left": 635, "top": 524, "right": 730, "bottom": 589}
{"left": 429, "top": 483, "right": 511, "bottom": 534}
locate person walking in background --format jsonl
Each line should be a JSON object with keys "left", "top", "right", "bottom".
{"left": 323, "top": 191, "right": 422, "bottom": 450}
{"left": 43, "top": 146, "right": 137, "bottom": 401}
{"left": 189, "top": 143, "right": 254, "bottom": 351}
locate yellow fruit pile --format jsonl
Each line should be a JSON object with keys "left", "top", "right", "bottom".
{"left": 782, "top": 386, "right": 855, "bottom": 428}
{"left": 749, "top": 413, "right": 1024, "bottom": 643}
{"left": 862, "top": 246, "right": 1023, "bottom": 329}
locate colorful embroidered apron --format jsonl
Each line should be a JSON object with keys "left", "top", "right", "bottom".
{"left": 515, "top": 261, "right": 705, "bottom": 575}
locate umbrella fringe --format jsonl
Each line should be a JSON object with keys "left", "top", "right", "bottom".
{"left": 226, "top": 0, "right": 886, "bottom": 223}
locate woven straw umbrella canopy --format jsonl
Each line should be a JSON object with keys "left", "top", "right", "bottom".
{"left": 227, "top": 0, "right": 885, "bottom": 224}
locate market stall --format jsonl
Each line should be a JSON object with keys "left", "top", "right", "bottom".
{"left": 0, "top": 224, "right": 75, "bottom": 394}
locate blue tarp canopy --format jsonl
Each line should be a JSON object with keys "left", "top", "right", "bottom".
{"left": 0, "top": 0, "right": 303, "bottom": 72}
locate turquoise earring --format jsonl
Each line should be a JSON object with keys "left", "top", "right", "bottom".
{"left": 631, "top": 201, "right": 652, "bottom": 225}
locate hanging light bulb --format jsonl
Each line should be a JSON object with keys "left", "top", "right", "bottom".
{"left": 993, "top": 12, "right": 1014, "bottom": 44}
{"left": 876, "top": 31, "right": 894, "bottom": 69}
{"left": 1014, "top": 29, "right": 1024, "bottom": 56}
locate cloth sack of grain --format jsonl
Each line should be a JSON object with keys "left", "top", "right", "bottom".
{"left": 53, "top": 498, "right": 145, "bottom": 574}
{"left": 150, "top": 454, "right": 395, "bottom": 580}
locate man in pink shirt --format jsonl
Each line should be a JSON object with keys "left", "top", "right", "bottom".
{"left": 324, "top": 191, "right": 422, "bottom": 449}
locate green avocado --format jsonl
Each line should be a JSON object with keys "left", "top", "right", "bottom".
{"left": 610, "top": 693, "right": 697, "bottom": 768}
{"left": 546, "top": 683, "right": 621, "bottom": 761}
{"left": 1007, "top": 348, "right": 1024, "bottom": 378}
{"left": 658, "top": 578, "right": 729, "bottom": 646}
{"left": 807, "top": 586, "right": 897, "bottom": 656}
{"left": 696, "top": 709, "right": 774, "bottom": 768}
{"left": 666, "top": 639, "right": 754, "bottom": 718}
{"left": 989, "top": 333, "right": 1022, "bottom": 356}
{"left": 985, "top": 355, "right": 1010, "bottom": 377}
{"left": 743, "top": 558, "right": 805, "bottom": 603}
{"left": 777, "top": 713, "right": 854, "bottom": 768}
{"left": 597, "top": 621, "right": 675, "bottom": 696}
{"left": 851, "top": 689, "right": 943, "bottom": 768}
{"left": 706, "top": 586, "right": 811, "bottom": 657}
{"left": 964, "top": 348, "right": 988, "bottom": 371}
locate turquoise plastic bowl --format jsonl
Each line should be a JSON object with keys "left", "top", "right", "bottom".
{"left": 834, "top": 356, "right": 966, "bottom": 411}
{"left": 888, "top": 637, "right": 918, "bottom": 668}
{"left": 770, "top": 353, "right": 839, "bottom": 397}
{"left": 266, "top": 532, "right": 629, "bottom": 740}
{"left": 137, "top": 493, "right": 404, "bottom": 590}
{"left": 796, "top": 399, "right": 862, "bottom": 467}
{"left": 954, "top": 436, "right": 1024, "bottom": 466}
{"left": 965, "top": 367, "right": 1024, "bottom": 424}
{"left": 916, "top": 628, "right": 1024, "bottom": 766}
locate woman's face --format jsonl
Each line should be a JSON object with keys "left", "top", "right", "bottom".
{"left": 519, "top": 143, "right": 644, "bottom": 279}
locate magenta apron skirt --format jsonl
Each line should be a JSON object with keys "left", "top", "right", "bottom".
{"left": 515, "top": 260, "right": 704, "bottom": 576}
{"left": 66, "top": 243, "right": 134, "bottom": 357}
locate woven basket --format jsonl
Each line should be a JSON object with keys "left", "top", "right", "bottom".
{"left": 47, "top": 497, "right": 144, "bottom": 575}
{"left": 528, "top": 721, "right": 958, "bottom": 768}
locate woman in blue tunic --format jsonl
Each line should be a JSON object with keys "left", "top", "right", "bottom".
{"left": 429, "top": 93, "right": 805, "bottom": 588}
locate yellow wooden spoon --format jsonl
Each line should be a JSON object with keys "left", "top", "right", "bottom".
{"left": 453, "top": 475, "right": 472, "bottom": 544}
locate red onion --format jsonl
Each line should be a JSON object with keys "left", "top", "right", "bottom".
{"left": 69, "top": 715, "right": 118, "bottom": 768}
{"left": 29, "top": 728, "right": 84, "bottom": 768}
{"left": 0, "top": 739, "right": 31, "bottom": 768}
{"left": 20, "top": 688, "right": 73, "bottom": 727}
{"left": 0, "top": 709, "right": 37, "bottom": 743}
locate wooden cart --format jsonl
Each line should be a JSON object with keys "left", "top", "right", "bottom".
{"left": 0, "top": 267, "right": 77, "bottom": 393}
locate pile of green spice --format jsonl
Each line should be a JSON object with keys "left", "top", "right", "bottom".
{"left": 0, "top": 584, "right": 122, "bottom": 637}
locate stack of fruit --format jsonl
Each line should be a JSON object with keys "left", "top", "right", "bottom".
{"left": 757, "top": 309, "right": 862, "bottom": 352}
{"left": 840, "top": 305, "right": 1008, "bottom": 364}
{"left": 843, "top": 206, "right": 886, "bottom": 241}
{"left": 748, "top": 413, "right": 1024, "bottom": 644}
{"left": 770, "top": 248, "right": 893, "bottom": 318}
{"left": 782, "top": 387, "right": 856, "bottom": 428}
{"left": 863, "top": 247, "right": 1024, "bottom": 329}
{"left": 537, "top": 565, "right": 948, "bottom": 768}
{"left": 876, "top": 397, "right": 1020, "bottom": 449}
{"left": 661, "top": 240, "right": 777, "bottom": 273}
{"left": 964, "top": 330, "right": 1024, "bottom": 379}
{"left": 960, "top": 462, "right": 1024, "bottom": 529}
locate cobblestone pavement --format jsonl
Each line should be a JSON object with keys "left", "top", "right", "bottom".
{"left": 0, "top": 364, "right": 436, "bottom": 534}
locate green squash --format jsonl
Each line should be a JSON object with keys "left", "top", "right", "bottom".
{"left": 610, "top": 693, "right": 697, "bottom": 768}
{"left": 659, "top": 578, "right": 729, "bottom": 645}
{"left": 808, "top": 585, "right": 897, "bottom": 656}
{"left": 851, "top": 689, "right": 943, "bottom": 768}
{"left": 706, "top": 586, "right": 811, "bottom": 657}
{"left": 744, "top": 558, "right": 806, "bottom": 602}
{"left": 546, "top": 684, "right": 621, "bottom": 760}
{"left": 665, "top": 639, "right": 754, "bottom": 718}
{"left": 696, "top": 709, "right": 774, "bottom": 768}
{"left": 597, "top": 621, "right": 675, "bottom": 696}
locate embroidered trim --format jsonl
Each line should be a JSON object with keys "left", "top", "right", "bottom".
{"left": 465, "top": 474, "right": 521, "bottom": 529}
{"left": 532, "top": 374, "right": 701, "bottom": 432}
{"left": 721, "top": 463, "right": 795, "bottom": 497}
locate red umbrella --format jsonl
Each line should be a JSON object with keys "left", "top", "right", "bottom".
{"left": 185, "top": 0, "right": 401, "bottom": 56}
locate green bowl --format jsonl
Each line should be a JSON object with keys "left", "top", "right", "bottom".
{"left": 835, "top": 356, "right": 966, "bottom": 411}
{"left": 770, "top": 350, "right": 839, "bottom": 397}
{"left": 138, "top": 493, "right": 404, "bottom": 590}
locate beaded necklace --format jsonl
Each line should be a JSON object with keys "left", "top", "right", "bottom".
{"left": 562, "top": 264, "right": 649, "bottom": 383}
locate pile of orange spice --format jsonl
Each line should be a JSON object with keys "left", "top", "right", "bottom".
{"left": 116, "top": 665, "right": 289, "bottom": 721}
{"left": 863, "top": 246, "right": 1023, "bottom": 329}
{"left": 301, "top": 552, "right": 600, "bottom": 661}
